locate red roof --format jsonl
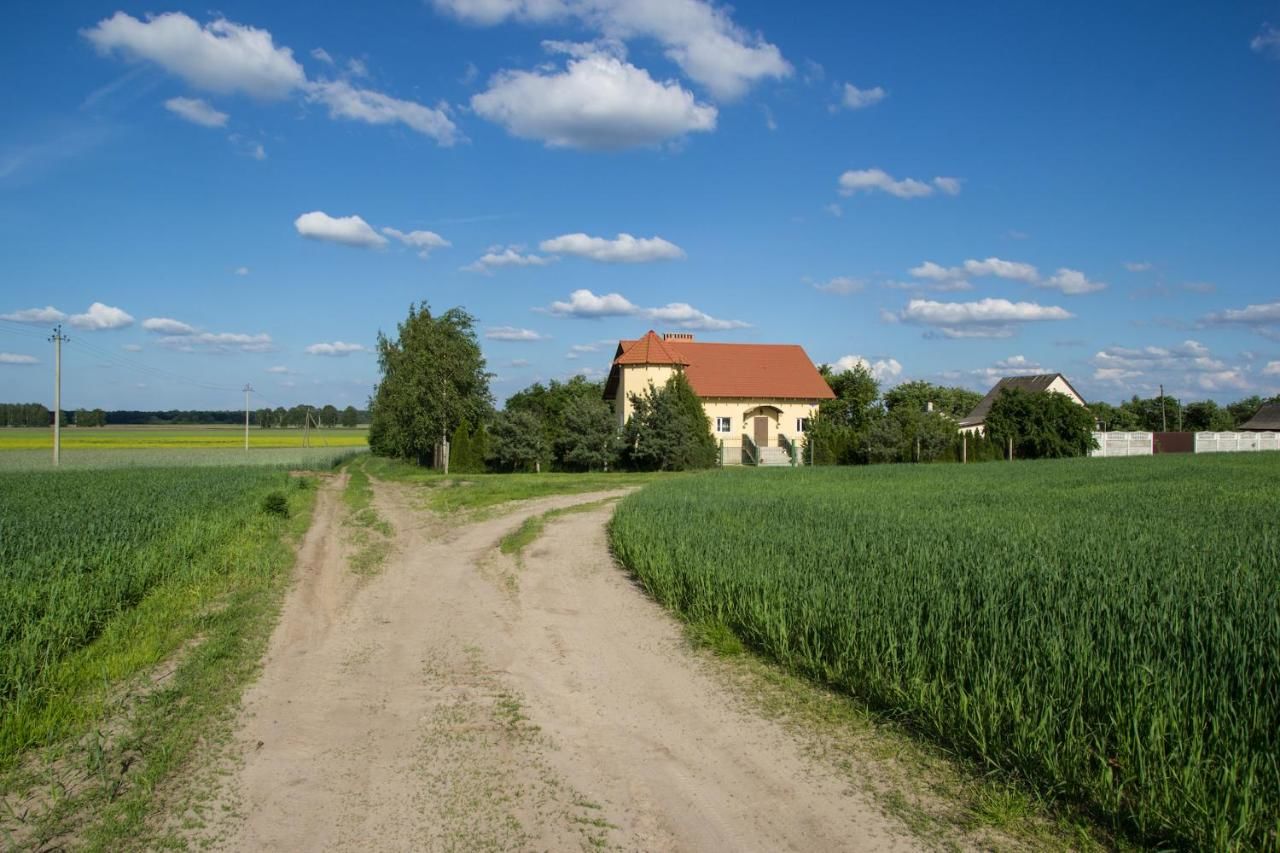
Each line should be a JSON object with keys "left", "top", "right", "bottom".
{"left": 606, "top": 331, "right": 835, "bottom": 400}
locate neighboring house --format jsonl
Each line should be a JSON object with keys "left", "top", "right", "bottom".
{"left": 603, "top": 330, "right": 834, "bottom": 465}
{"left": 1239, "top": 401, "right": 1280, "bottom": 431}
{"left": 959, "top": 373, "right": 1086, "bottom": 434}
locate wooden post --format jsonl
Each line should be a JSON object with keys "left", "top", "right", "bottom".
{"left": 1008, "top": 436, "right": 1013, "bottom": 461}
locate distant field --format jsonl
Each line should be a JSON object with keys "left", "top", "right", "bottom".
{"left": 0, "top": 426, "right": 368, "bottom": 450}
{"left": 610, "top": 454, "right": 1280, "bottom": 849}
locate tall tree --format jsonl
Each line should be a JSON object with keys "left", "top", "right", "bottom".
{"left": 818, "top": 364, "right": 880, "bottom": 430}
{"left": 883, "top": 381, "right": 982, "bottom": 419}
{"left": 368, "top": 304, "right": 493, "bottom": 463}
{"left": 622, "top": 373, "right": 718, "bottom": 471}
{"left": 320, "top": 404, "right": 339, "bottom": 427}
{"left": 986, "top": 389, "right": 1097, "bottom": 458}
{"left": 557, "top": 395, "right": 619, "bottom": 471}
{"left": 340, "top": 405, "right": 359, "bottom": 427}
{"left": 487, "top": 409, "right": 547, "bottom": 472}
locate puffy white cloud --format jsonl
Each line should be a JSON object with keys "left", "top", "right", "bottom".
{"left": 142, "top": 317, "right": 197, "bottom": 335}
{"left": 1124, "top": 261, "right": 1152, "bottom": 272}
{"left": 1251, "top": 23, "right": 1280, "bottom": 57}
{"left": 83, "top": 12, "right": 305, "bottom": 99}
{"left": 307, "top": 80, "right": 461, "bottom": 145}
{"left": 485, "top": 326, "right": 548, "bottom": 341}
{"left": 539, "top": 232, "right": 685, "bottom": 263}
{"left": 306, "top": 341, "right": 367, "bottom": 356}
{"left": 159, "top": 331, "right": 273, "bottom": 352}
{"left": 838, "top": 169, "right": 962, "bottom": 199}
{"left": 1043, "top": 267, "right": 1107, "bottom": 294}
{"left": 969, "top": 355, "right": 1045, "bottom": 384}
{"left": 812, "top": 276, "right": 865, "bottom": 295}
{"left": 548, "top": 289, "right": 640, "bottom": 318}
{"left": 164, "top": 96, "right": 228, "bottom": 127}
{"left": 833, "top": 354, "right": 902, "bottom": 382}
{"left": 964, "top": 257, "right": 1040, "bottom": 283}
{"left": 294, "top": 211, "right": 388, "bottom": 249}
{"left": 382, "top": 227, "right": 451, "bottom": 259}
{"left": 70, "top": 302, "right": 134, "bottom": 330}
{"left": 1262, "top": 361, "right": 1280, "bottom": 376}
{"left": 462, "top": 245, "right": 554, "bottom": 274}
{"left": 932, "top": 176, "right": 962, "bottom": 196}
{"left": 1089, "top": 340, "right": 1250, "bottom": 389}
{"left": 909, "top": 261, "right": 961, "bottom": 282}
{"left": 471, "top": 48, "right": 717, "bottom": 150}
{"left": 1, "top": 306, "right": 66, "bottom": 324}
{"left": 839, "top": 83, "right": 885, "bottom": 110}
{"left": 1204, "top": 300, "right": 1280, "bottom": 326}
{"left": 899, "top": 297, "right": 1072, "bottom": 338}
{"left": 434, "top": 0, "right": 789, "bottom": 99}
{"left": 545, "top": 288, "right": 746, "bottom": 329}
{"left": 0, "top": 353, "right": 38, "bottom": 365}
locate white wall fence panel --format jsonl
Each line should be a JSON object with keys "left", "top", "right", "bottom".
{"left": 1090, "top": 432, "right": 1153, "bottom": 457}
{"left": 1195, "top": 432, "right": 1280, "bottom": 453}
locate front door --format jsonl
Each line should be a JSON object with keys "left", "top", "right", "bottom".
{"left": 754, "top": 417, "right": 769, "bottom": 447}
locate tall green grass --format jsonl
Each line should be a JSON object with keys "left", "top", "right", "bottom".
{"left": 609, "top": 455, "right": 1280, "bottom": 849}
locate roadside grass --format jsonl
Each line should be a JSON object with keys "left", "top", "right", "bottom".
{"left": 498, "top": 499, "right": 619, "bottom": 562}
{"left": 362, "top": 456, "right": 669, "bottom": 515}
{"left": 342, "top": 457, "right": 393, "bottom": 575}
{"left": 681, "top": 617, "right": 1118, "bottom": 852}
{"left": 0, "top": 475, "right": 318, "bottom": 851}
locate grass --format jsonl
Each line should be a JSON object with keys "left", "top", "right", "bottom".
{"left": 362, "top": 456, "right": 666, "bottom": 514}
{"left": 609, "top": 453, "right": 1280, "bottom": 850}
{"left": 0, "top": 466, "right": 319, "bottom": 850}
{"left": 342, "top": 456, "right": 393, "bottom": 575}
{"left": 498, "top": 499, "right": 619, "bottom": 561}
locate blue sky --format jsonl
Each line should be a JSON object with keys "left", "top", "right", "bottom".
{"left": 2, "top": 1, "right": 1278, "bottom": 411}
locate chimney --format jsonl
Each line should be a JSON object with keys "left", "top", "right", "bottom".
{"left": 663, "top": 332, "right": 694, "bottom": 342}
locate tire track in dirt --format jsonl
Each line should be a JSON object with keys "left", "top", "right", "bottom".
{"left": 196, "top": 477, "right": 917, "bottom": 851}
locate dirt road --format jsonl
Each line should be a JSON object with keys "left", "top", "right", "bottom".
{"left": 204, "top": 477, "right": 915, "bottom": 851}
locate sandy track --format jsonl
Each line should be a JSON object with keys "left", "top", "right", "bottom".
{"left": 204, "top": 477, "right": 915, "bottom": 851}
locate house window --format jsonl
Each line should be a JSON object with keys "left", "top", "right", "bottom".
{"left": 715, "top": 416, "right": 732, "bottom": 433}
{"left": 796, "top": 418, "right": 810, "bottom": 433}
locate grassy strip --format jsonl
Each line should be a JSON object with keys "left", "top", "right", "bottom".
{"left": 361, "top": 456, "right": 668, "bottom": 514}
{"left": 1, "top": 475, "right": 318, "bottom": 851}
{"left": 498, "top": 499, "right": 619, "bottom": 561}
{"left": 343, "top": 457, "right": 393, "bottom": 575}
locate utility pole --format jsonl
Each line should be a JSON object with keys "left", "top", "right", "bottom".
{"left": 243, "top": 384, "right": 253, "bottom": 452}
{"left": 1159, "top": 384, "right": 1167, "bottom": 432}
{"left": 50, "top": 325, "right": 68, "bottom": 466}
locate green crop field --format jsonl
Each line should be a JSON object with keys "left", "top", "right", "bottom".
{"left": 0, "top": 457, "right": 341, "bottom": 769}
{"left": 610, "top": 454, "right": 1280, "bottom": 849}
{"left": 0, "top": 425, "right": 368, "bottom": 451}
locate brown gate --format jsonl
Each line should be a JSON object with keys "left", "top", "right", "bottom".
{"left": 1153, "top": 432, "right": 1193, "bottom": 454}
{"left": 754, "top": 417, "right": 769, "bottom": 447}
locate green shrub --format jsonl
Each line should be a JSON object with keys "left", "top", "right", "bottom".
{"left": 261, "top": 490, "right": 290, "bottom": 517}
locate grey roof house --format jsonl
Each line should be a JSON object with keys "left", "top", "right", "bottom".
{"left": 959, "top": 373, "right": 1087, "bottom": 433}
{"left": 1239, "top": 401, "right": 1280, "bottom": 431}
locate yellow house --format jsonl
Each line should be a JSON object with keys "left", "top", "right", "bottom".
{"left": 603, "top": 331, "right": 835, "bottom": 465}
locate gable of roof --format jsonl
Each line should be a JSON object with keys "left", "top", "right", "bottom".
{"left": 959, "top": 373, "right": 1085, "bottom": 427}
{"left": 605, "top": 334, "right": 835, "bottom": 402}
{"left": 1240, "top": 401, "right": 1280, "bottom": 431}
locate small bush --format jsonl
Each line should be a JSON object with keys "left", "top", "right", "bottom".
{"left": 261, "top": 491, "right": 290, "bottom": 517}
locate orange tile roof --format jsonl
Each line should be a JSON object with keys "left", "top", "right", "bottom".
{"left": 608, "top": 333, "right": 835, "bottom": 400}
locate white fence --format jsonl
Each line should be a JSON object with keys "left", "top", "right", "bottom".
{"left": 1194, "top": 432, "right": 1280, "bottom": 453}
{"left": 1091, "top": 432, "right": 1153, "bottom": 457}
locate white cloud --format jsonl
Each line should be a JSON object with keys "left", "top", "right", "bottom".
{"left": 545, "top": 288, "right": 746, "bottom": 330}
{"left": 307, "top": 80, "right": 461, "bottom": 145}
{"left": 347, "top": 58, "right": 369, "bottom": 78}
{"left": 899, "top": 297, "right": 1072, "bottom": 338}
{"left": 539, "top": 232, "right": 685, "bottom": 263}
{"left": 306, "top": 341, "right": 367, "bottom": 356}
{"left": 1090, "top": 339, "right": 1245, "bottom": 388}
{"left": 382, "top": 227, "right": 451, "bottom": 258}
{"left": 833, "top": 354, "right": 902, "bottom": 382}
{"left": 159, "top": 331, "right": 273, "bottom": 352}
{"left": 1204, "top": 300, "right": 1280, "bottom": 327}
{"left": 70, "top": 302, "right": 134, "bottom": 330}
{"left": 462, "top": 245, "right": 554, "bottom": 274}
{"left": 164, "top": 96, "right": 229, "bottom": 127}
{"left": 839, "top": 83, "right": 885, "bottom": 110}
{"left": 485, "top": 326, "right": 548, "bottom": 341}
{"left": 142, "top": 317, "right": 197, "bottom": 335}
{"left": 812, "top": 276, "right": 865, "bottom": 295}
{"left": 1043, "top": 267, "right": 1107, "bottom": 294}
{"left": 1, "top": 306, "right": 66, "bottom": 324}
{"left": 910, "top": 261, "right": 962, "bottom": 282}
{"left": 548, "top": 289, "right": 640, "bottom": 318}
{"left": 311, "top": 47, "right": 334, "bottom": 65}
{"left": 83, "top": 12, "right": 305, "bottom": 99}
{"left": 235, "top": 266, "right": 250, "bottom": 276}
{"left": 229, "top": 133, "right": 267, "bottom": 160}
{"left": 1124, "top": 261, "right": 1152, "bottom": 272}
{"left": 1262, "top": 361, "right": 1280, "bottom": 376}
{"left": 294, "top": 211, "right": 388, "bottom": 249}
{"left": 1251, "top": 23, "right": 1280, "bottom": 57}
{"left": 471, "top": 48, "right": 717, "bottom": 150}
{"left": 433, "top": 0, "right": 790, "bottom": 99}
{"left": 823, "top": 202, "right": 842, "bottom": 218}
{"left": 0, "top": 353, "right": 38, "bottom": 365}
{"left": 964, "top": 257, "right": 1040, "bottom": 283}
{"left": 970, "top": 355, "right": 1045, "bottom": 384}
{"left": 838, "top": 168, "right": 961, "bottom": 199}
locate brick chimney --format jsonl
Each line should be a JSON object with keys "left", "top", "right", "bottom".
{"left": 663, "top": 332, "right": 694, "bottom": 342}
